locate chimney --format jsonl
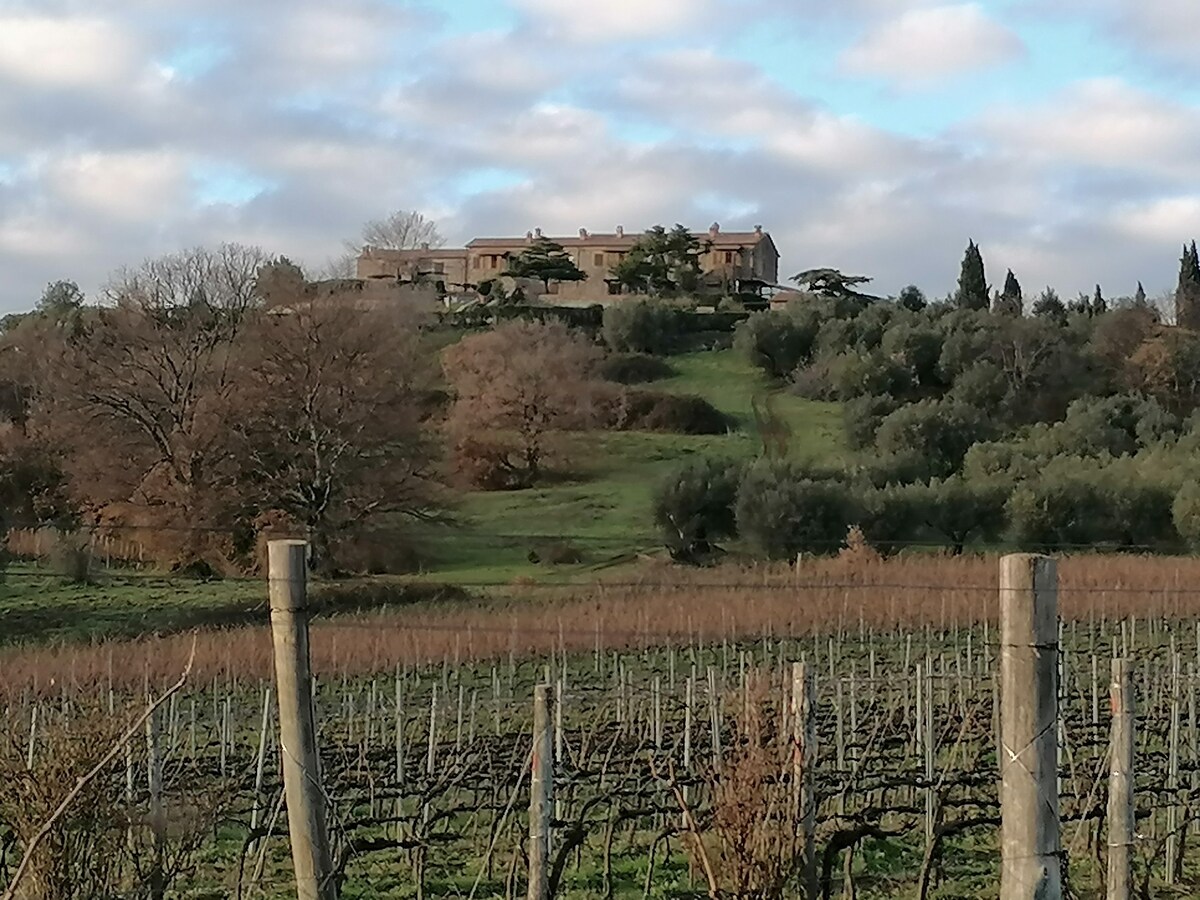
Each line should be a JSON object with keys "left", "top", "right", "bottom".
{"left": 615, "top": 225, "right": 624, "bottom": 237}
{"left": 709, "top": 222, "right": 720, "bottom": 237}
{"left": 579, "top": 227, "right": 589, "bottom": 239}
{"left": 534, "top": 227, "right": 543, "bottom": 239}
{"left": 754, "top": 224, "right": 763, "bottom": 236}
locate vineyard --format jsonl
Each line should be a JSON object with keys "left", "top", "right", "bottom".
{"left": 2, "top": 553, "right": 1200, "bottom": 898}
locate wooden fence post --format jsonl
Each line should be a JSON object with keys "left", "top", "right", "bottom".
{"left": 528, "top": 683, "right": 554, "bottom": 900}
{"left": 268, "top": 540, "right": 337, "bottom": 900}
{"left": 999, "top": 553, "right": 1061, "bottom": 900}
{"left": 1107, "top": 658, "right": 1134, "bottom": 900}
{"left": 791, "top": 662, "right": 818, "bottom": 900}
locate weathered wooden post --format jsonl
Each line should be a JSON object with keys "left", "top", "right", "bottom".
{"left": 999, "top": 554, "right": 1061, "bottom": 900}
{"left": 1107, "top": 658, "right": 1134, "bottom": 900}
{"left": 528, "top": 684, "right": 554, "bottom": 900}
{"left": 791, "top": 662, "right": 818, "bottom": 900}
{"left": 268, "top": 540, "right": 337, "bottom": 900}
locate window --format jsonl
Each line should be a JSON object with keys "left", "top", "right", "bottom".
{"left": 489, "top": 255, "right": 498, "bottom": 269}
{"left": 473, "top": 257, "right": 481, "bottom": 269}
{"left": 724, "top": 251, "right": 734, "bottom": 264}
{"left": 433, "top": 262, "right": 445, "bottom": 274}
{"left": 594, "top": 252, "right": 605, "bottom": 267}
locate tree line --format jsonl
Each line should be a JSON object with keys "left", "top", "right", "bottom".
{"left": 0, "top": 245, "right": 439, "bottom": 573}
{"left": 6, "top": 227, "right": 1200, "bottom": 572}
{"left": 656, "top": 238, "right": 1200, "bottom": 560}
{"left": 0, "top": 245, "right": 734, "bottom": 574}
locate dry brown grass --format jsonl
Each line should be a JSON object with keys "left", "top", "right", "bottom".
{"left": 0, "top": 706, "right": 127, "bottom": 898}
{"left": 686, "top": 673, "right": 802, "bottom": 900}
{"left": 4, "top": 553, "right": 1200, "bottom": 697}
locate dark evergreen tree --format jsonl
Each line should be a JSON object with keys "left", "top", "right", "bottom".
{"left": 994, "top": 268, "right": 1022, "bottom": 316}
{"left": 955, "top": 240, "right": 988, "bottom": 311}
{"left": 1092, "top": 284, "right": 1107, "bottom": 316}
{"left": 506, "top": 237, "right": 587, "bottom": 294}
{"left": 1031, "top": 287, "right": 1067, "bottom": 324}
{"left": 610, "top": 225, "right": 702, "bottom": 297}
{"left": 1176, "top": 241, "right": 1200, "bottom": 328}
{"left": 1135, "top": 281, "right": 1148, "bottom": 307}
{"left": 897, "top": 284, "right": 927, "bottom": 312}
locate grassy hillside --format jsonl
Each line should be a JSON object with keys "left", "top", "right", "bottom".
{"left": 416, "top": 348, "right": 843, "bottom": 583}
{"left": 0, "top": 348, "right": 841, "bottom": 646}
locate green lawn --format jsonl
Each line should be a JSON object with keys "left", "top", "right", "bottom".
{"left": 0, "top": 569, "right": 264, "bottom": 646}
{"left": 416, "top": 348, "right": 843, "bottom": 584}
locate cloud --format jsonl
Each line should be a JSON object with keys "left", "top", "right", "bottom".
{"left": 49, "top": 150, "right": 189, "bottom": 222}
{"left": 1112, "top": 196, "right": 1200, "bottom": 246}
{"left": 0, "top": 0, "right": 1196, "bottom": 314}
{"left": 1023, "top": 0, "right": 1200, "bottom": 74}
{"left": 608, "top": 50, "right": 940, "bottom": 175}
{"left": 1101, "top": 0, "right": 1200, "bottom": 73}
{"left": 0, "top": 14, "right": 143, "bottom": 88}
{"left": 840, "top": 3, "right": 1025, "bottom": 84}
{"left": 972, "top": 78, "right": 1200, "bottom": 182}
{"left": 512, "top": 0, "right": 714, "bottom": 41}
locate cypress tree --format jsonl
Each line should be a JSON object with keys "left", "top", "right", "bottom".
{"left": 1092, "top": 284, "right": 1107, "bottom": 316}
{"left": 955, "top": 240, "right": 988, "bottom": 311}
{"left": 1135, "top": 281, "right": 1147, "bottom": 307}
{"left": 1176, "top": 241, "right": 1200, "bottom": 328}
{"left": 994, "top": 268, "right": 1022, "bottom": 315}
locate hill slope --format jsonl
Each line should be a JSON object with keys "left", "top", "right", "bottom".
{"left": 418, "top": 348, "right": 843, "bottom": 583}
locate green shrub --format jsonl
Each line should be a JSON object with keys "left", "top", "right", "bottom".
{"left": 826, "top": 351, "right": 912, "bottom": 400}
{"left": 602, "top": 300, "right": 683, "bottom": 355}
{"left": 843, "top": 395, "right": 900, "bottom": 451}
{"left": 815, "top": 318, "right": 858, "bottom": 359}
{"left": 880, "top": 322, "right": 943, "bottom": 388}
{"left": 1173, "top": 481, "right": 1200, "bottom": 550}
{"left": 734, "top": 310, "right": 817, "bottom": 378}
{"left": 1055, "top": 393, "right": 1179, "bottom": 457}
{"left": 791, "top": 358, "right": 839, "bottom": 401}
{"left": 948, "top": 361, "right": 1007, "bottom": 409}
{"left": 598, "top": 353, "right": 676, "bottom": 384}
{"left": 735, "top": 461, "right": 855, "bottom": 559}
{"left": 598, "top": 389, "right": 731, "bottom": 435}
{"left": 653, "top": 458, "right": 742, "bottom": 561}
{"left": 1008, "top": 469, "right": 1175, "bottom": 550}
{"left": 898, "top": 476, "right": 1009, "bottom": 553}
{"left": 875, "top": 399, "right": 993, "bottom": 480}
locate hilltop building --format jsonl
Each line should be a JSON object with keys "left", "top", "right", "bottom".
{"left": 356, "top": 223, "right": 780, "bottom": 305}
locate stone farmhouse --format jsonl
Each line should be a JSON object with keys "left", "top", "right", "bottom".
{"left": 355, "top": 223, "right": 780, "bottom": 305}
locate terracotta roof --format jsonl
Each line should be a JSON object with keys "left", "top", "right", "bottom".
{"left": 361, "top": 247, "right": 467, "bottom": 259}
{"left": 466, "top": 230, "right": 769, "bottom": 249}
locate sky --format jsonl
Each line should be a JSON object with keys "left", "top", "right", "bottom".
{"left": 1, "top": 0, "right": 1198, "bottom": 312}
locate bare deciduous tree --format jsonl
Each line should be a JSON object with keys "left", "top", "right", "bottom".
{"left": 359, "top": 210, "right": 445, "bottom": 251}
{"left": 104, "top": 243, "right": 269, "bottom": 313}
{"left": 442, "top": 321, "right": 601, "bottom": 489}
{"left": 327, "top": 210, "right": 445, "bottom": 279}
{"left": 228, "top": 300, "right": 441, "bottom": 570}
{"left": 31, "top": 247, "right": 268, "bottom": 566}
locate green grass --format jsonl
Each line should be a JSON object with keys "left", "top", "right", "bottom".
{"left": 0, "top": 569, "right": 263, "bottom": 646}
{"left": 0, "top": 348, "right": 843, "bottom": 645}
{"left": 415, "top": 348, "right": 843, "bottom": 584}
